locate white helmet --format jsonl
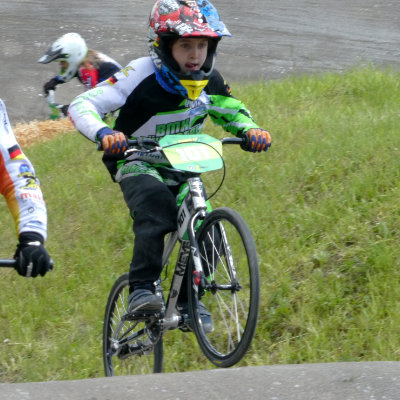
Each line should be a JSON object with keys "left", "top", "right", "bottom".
{"left": 38, "top": 33, "right": 88, "bottom": 82}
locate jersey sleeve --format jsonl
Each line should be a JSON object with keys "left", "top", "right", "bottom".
{"left": 206, "top": 70, "right": 260, "bottom": 136}
{"left": 0, "top": 99, "right": 47, "bottom": 240}
{"left": 68, "top": 58, "right": 154, "bottom": 142}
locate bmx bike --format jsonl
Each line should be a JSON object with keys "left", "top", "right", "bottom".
{"left": 103, "top": 133, "right": 260, "bottom": 376}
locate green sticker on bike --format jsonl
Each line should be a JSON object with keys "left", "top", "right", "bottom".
{"left": 159, "top": 134, "right": 223, "bottom": 172}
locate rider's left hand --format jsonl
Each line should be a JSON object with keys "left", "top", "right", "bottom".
{"left": 43, "top": 78, "right": 59, "bottom": 95}
{"left": 241, "top": 129, "right": 272, "bottom": 153}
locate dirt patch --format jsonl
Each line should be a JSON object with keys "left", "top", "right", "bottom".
{"left": 13, "top": 118, "right": 75, "bottom": 148}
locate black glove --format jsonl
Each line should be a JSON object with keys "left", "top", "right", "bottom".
{"left": 61, "top": 104, "right": 69, "bottom": 116}
{"left": 44, "top": 78, "right": 59, "bottom": 95}
{"left": 14, "top": 232, "right": 52, "bottom": 278}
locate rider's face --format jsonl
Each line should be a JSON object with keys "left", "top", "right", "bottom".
{"left": 171, "top": 38, "right": 209, "bottom": 74}
{"left": 59, "top": 60, "right": 68, "bottom": 72}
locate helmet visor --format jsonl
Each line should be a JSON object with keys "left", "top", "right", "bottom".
{"left": 38, "top": 48, "right": 67, "bottom": 64}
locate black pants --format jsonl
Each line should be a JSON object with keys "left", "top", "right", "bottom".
{"left": 119, "top": 174, "right": 178, "bottom": 293}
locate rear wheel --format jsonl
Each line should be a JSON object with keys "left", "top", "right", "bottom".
{"left": 103, "top": 273, "right": 163, "bottom": 376}
{"left": 188, "top": 207, "right": 260, "bottom": 368}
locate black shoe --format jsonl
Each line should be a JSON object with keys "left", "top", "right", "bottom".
{"left": 177, "top": 301, "right": 214, "bottom": 333}
{"left": 127, "top": 288, "right": 163, "bottom": 316}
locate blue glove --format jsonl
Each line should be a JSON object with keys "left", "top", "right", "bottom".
{"left": 241, "top": 129, "right": 272, "bottom": 152}
{"left": 97, "top": 127, "right": 127, "bottom": 154}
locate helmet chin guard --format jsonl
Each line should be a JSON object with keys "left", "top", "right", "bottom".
{"left": 180, "top": 78, "right": 209, "bottom": 100}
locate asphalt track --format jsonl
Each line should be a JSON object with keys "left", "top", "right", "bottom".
{"left": 1, "top": 0, "right": 400, "bottom": 123}
{"left": 1, "top": 362, "right": 400, "bottom": 400}
{"left": 1, "top": 1, "right": 400, "bottom": 398}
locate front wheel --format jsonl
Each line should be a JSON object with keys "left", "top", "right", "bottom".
{"left": 188, "top": 207, "right": 260, "bottom": 368}
{"left": 103, "top": 273, "right": 163, "bottom": 376}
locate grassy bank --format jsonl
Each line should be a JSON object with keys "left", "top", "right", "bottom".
{"left": 1, "top": 65, "right": 400, "bottom": 382}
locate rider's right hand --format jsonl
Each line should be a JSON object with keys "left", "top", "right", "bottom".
{"left": 14, "top": 232, "right": 52, "bottom": 278}
{"left": 44, "top": 78, "right": 59, "bottom": 95}
{"left": 97, "top": 127, "right": 128, "bottom": 155}
{"left": 61, "top": 104, "right": 69, "bottom": 116}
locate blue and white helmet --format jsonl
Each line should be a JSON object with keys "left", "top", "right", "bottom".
{"left": 38, "top": 33, "right": 88, "bottom": 82}
{"left": 148, "top": 0, "right": 231, "bottom": 100}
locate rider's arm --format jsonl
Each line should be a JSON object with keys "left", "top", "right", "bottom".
{"left": 205, "top": 70, "right": 271, "bottom": 152}
{"left": 96, "top": 60, "right": 122, "bottom": 83}
{"left": 68, "top": 59, "right": 148, "bottom": 143}
{"left": 0, "top": 99, "right": 47, "bottom": 241}
{"left": 205, "top": 70, "right": 260, "bottom": 137}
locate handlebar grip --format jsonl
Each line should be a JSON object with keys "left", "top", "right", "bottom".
{"left": 127, "top": 138, "right": 160, "bottom": 147}
{"left": 127, "top": 139, "right": 138, "bottom": 147}
{"left": 221, "top": 137, "right": 246, "bottom": 145}
{"left": 0, "top": 259, "right": 54, "bottom": 271}
{"left": 0, "top": 259, "right": 16, "bottom": 267}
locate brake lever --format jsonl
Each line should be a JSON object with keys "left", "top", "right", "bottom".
{"left": 124, "top": 146, "right": 162, "bottom": 157}
{"left": 124, "top": 148, "right": 140, "bottom": 157}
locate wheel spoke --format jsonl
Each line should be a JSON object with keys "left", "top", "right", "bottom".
{"left": 188, "top": 208, "right": 260, "bottom": 368}
{"left": 103, "top": 273, "right": 163, "bottom": 376}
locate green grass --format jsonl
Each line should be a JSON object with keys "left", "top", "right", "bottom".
{"left": 1, "top": 65, "right": 400, "bottom": 382}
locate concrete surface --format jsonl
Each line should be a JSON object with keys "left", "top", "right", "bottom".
{"left": 1, "top": 0, "right": 400, "bottom": 124}
{"left": 1, "top": 1, "right": 400, "bottom": 398}
{"left": 0, "top": 362, "right": 399, "bottom": 400}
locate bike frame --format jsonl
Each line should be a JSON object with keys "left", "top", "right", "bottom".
{"left": 157, "top": 172, "right": 238, "bottom": 333}
{"left": 156, "top": 176, "right": 208, "bottom": 331}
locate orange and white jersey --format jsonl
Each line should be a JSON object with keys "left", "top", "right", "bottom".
{"left": 0, "top": 99, "right": 47, "bottom": 240}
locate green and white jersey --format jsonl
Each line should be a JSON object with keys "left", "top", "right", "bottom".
{"left": 69, "top": 56, "right": 260, "bottom": 175}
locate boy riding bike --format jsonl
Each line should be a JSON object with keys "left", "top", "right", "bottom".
{"left": 0, "top": 98, "right": 52, "bottom": 277}
{"left": 38, "top": 32, "right": 122, "bottom": 117}
{"left": 68, "top": 0, "right": 271, "bottom": 328}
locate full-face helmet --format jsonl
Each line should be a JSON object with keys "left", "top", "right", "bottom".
{"left": 148, "top": 0, "right": 231, "bottom": 100}
{"left": 38, "top": 33, "right": 88, "bottom": 82}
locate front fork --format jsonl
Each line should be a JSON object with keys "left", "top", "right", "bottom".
{"left": 186, "top": 178, "right": 240, "bottom": 295}
{"left": 186, "top": 178, "right": 209, "bottom": 295}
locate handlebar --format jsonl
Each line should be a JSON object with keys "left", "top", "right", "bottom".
{"left": 126, "top": 138, "right": 161, "bottom": 148}
{"left": 0, "top": 259, "right": 16, "bottom": 267}
{"left": 125, "top": 136, "right": 245, "bottom": 148}
{"left": 0, "top": 259, "right": 54, "bottom": 271}
{"left": 98, "top": 136, "right": 246, "bottom": 152}
{"left": 220, "top": 137, "right": 245, "bottom": 145}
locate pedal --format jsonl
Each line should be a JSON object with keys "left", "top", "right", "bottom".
{"left": 178, "top": 313, "right": 193, "bottom": 332}
{"left": 123, "top": 309, "right": 165, "bottom": 322}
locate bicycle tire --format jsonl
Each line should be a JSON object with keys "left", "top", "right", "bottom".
{"left": 188, "top": 207, "right": 260, "bottom": 368}
{"left": 103, "top": 273, "right": 163, "bottom": 376}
